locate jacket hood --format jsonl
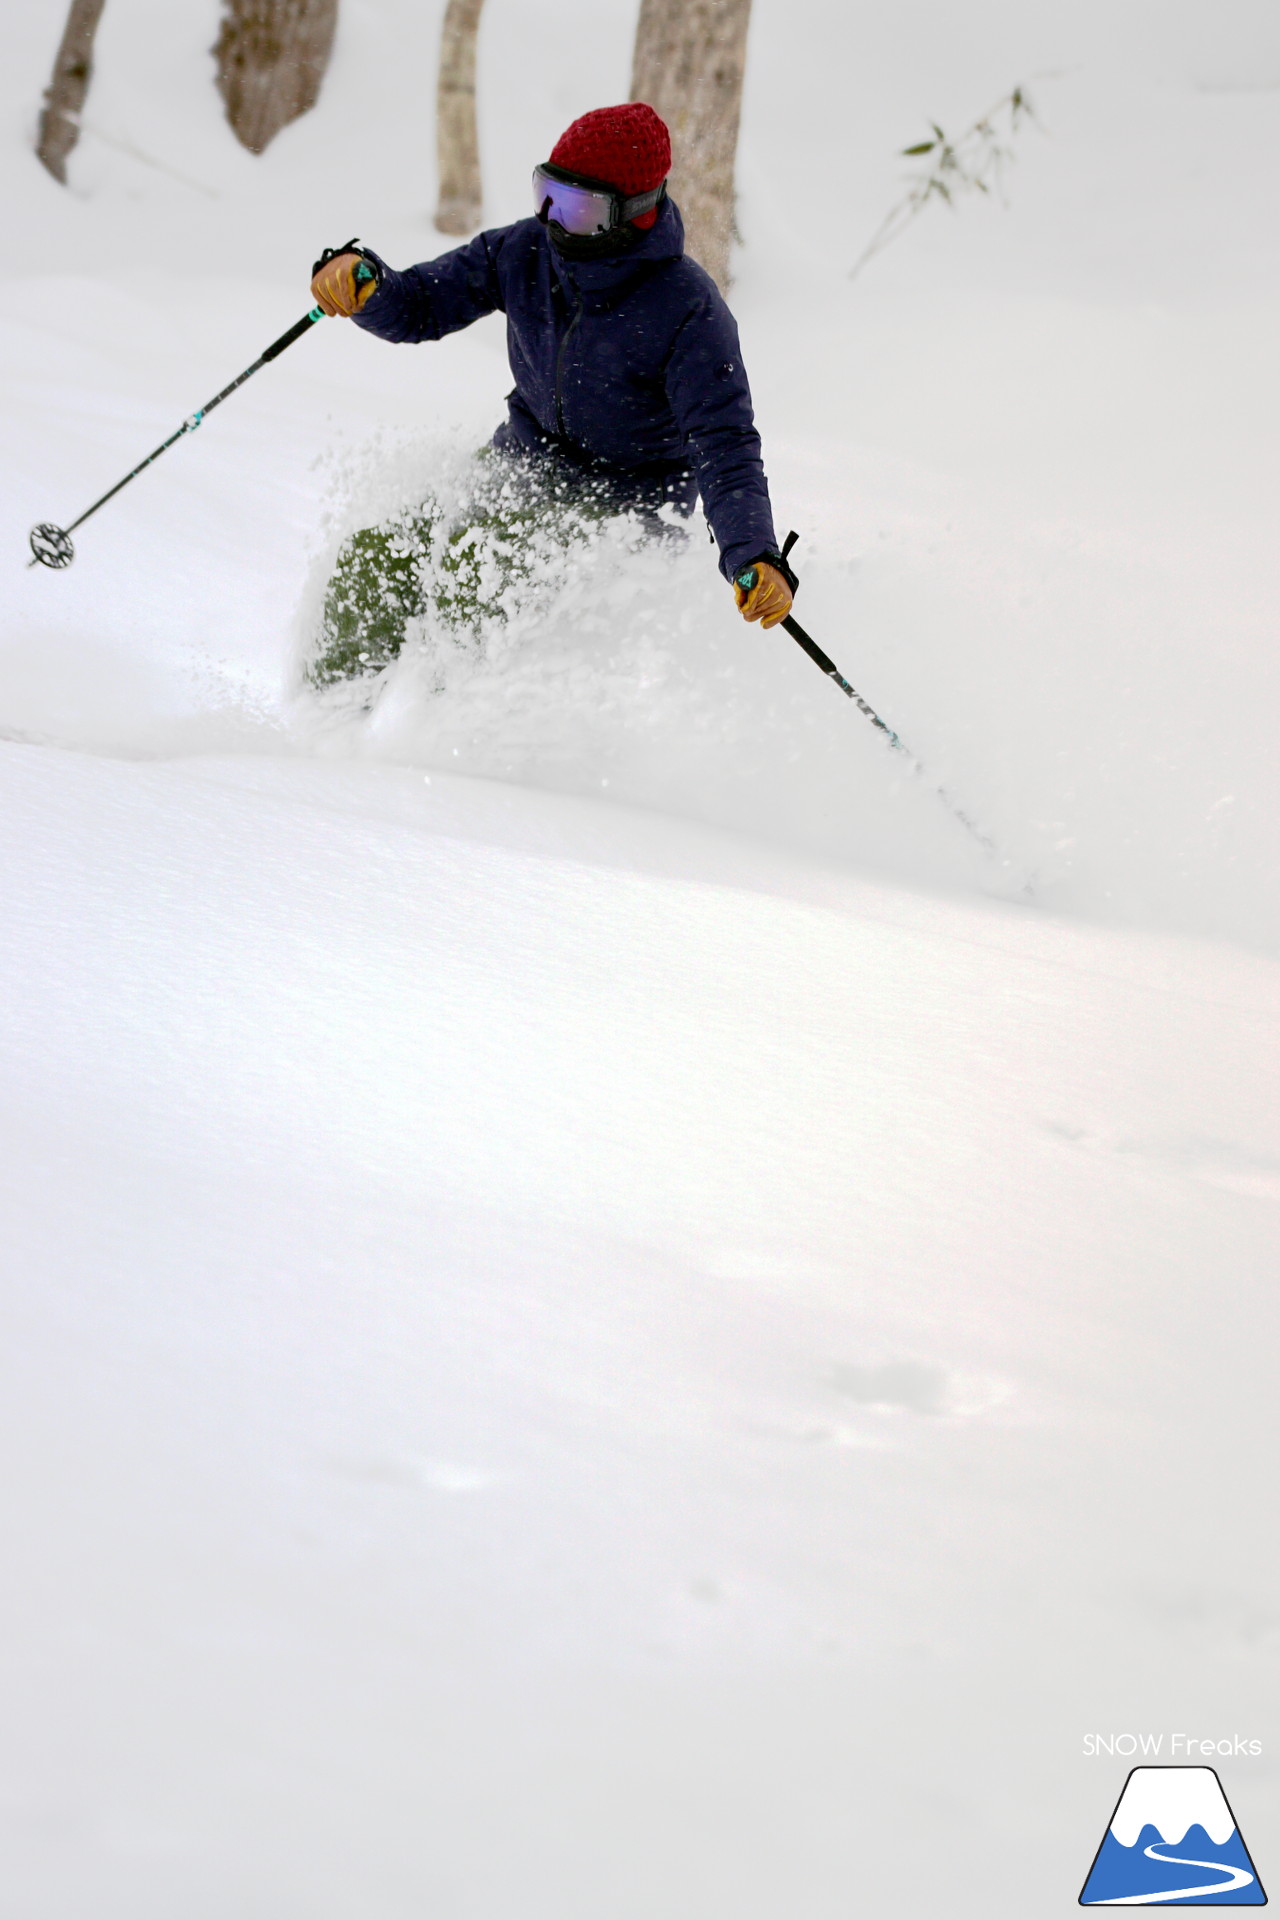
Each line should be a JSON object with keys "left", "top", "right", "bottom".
{"left": 550, "top": 196, "right": 685, "bottom": 298}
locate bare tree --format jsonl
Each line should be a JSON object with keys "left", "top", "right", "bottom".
{"left": 630, "top": 0, "right": 752, "bottom": 292}
{"left": 434, "top": 0, "right": 486, "bottom": 234}
{"left": 36, "top": 0, "right": 108, "bottom": 184}
{"left": 214, "top": 0, "right": 338, "bottom": 155}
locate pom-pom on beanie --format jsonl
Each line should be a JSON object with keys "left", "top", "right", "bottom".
{"left": 549, "top": 102, "right": 671, "bottom": 229}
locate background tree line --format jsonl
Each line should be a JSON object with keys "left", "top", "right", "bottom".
{"left": 35, "top": 0, "right": 753, "bottom": 292}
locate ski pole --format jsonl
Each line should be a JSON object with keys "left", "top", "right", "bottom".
{"left": 734, "top": 560, "right": 1004, "bottom": 865}
{"left": 26, "top": 268, "right": 374, "bottom": 571}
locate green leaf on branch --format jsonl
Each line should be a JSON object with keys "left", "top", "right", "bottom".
{"left": 850, "top": 79, "right": 1046, "bottom": 280}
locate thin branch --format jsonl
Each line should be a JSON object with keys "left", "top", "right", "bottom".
{"left": 850, "top": 83, "right": 1043, "bottom": 281}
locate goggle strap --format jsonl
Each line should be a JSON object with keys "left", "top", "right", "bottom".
{"left": 618, "top": 181, "right": 666, "bottom": 222}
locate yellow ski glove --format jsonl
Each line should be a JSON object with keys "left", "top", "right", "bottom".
{"left": 733, "top": 559, "right": 794, "bottom": 630}
{"left": 310, "top": 248, "right": 379, "bottom": 318}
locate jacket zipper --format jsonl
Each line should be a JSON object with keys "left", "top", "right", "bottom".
{"left": 554, "top": 289, "right": 585, "bottom": 439}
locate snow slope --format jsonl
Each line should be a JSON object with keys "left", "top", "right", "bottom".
{"left": 1, "top": 0, "right": 1278, "bottom": 1914}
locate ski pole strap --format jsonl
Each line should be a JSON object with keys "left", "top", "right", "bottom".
{"left": 734, "top": 529, "right": 800, "bottom": 600}
{"left": 778, "top": 527, "right": 801, "bottom": 593}
{"left": 311, "top": 238, "right": 381, "bottom": 281}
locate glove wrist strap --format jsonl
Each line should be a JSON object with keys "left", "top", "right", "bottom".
{"left": 746, "top": 529, "right": 800, "bottom": 597}
{"left": 311, "top": 238, "right": 382, "bottom": 288}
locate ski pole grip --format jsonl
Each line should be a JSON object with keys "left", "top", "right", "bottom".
{"left": 261, "top": 307, "right": 326, "bottom": 363}
{"left": 735, "top": 566, "right": 759, "bottom": 592}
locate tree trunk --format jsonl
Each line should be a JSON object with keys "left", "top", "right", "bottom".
{"left": 36, "top": 0, "right": 108, "bottom": 185}
{"left": 434, "top": 0, "right": 485, "bottom": 235}
{"left": 630, "top": 0, "right": 752, "bottom": 292}
{"left": 214, "top": 0, "right": 338, "bottom": 155}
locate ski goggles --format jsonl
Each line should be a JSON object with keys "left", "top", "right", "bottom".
{"left": 532, "top": 162, "right": 666, "bottom": 236}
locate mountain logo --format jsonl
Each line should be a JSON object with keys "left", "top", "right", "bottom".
{"left": 1080, "top": 1766, "right": 1267, "bottom": 1906}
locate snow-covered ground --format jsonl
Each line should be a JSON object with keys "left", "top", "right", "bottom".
{"left": 1, "top": 1, "right": 1277, "bottom": 1914}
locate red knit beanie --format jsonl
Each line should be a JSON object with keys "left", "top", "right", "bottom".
{"left": 549, "top": 102, "right": 671, "bottom": 229}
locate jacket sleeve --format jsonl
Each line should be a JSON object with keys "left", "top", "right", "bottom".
{"left": 352, "top": 227, "right": 511, "bottom": 345}
{"left": 662, "top": 286, "right": 779, "bottom": 581}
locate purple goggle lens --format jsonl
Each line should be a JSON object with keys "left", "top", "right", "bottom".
{"left": 532, "top": 164, "right": 664, "bottom": 236}
{"left": 532, "top": 166, "right": 615, "bottom": 235}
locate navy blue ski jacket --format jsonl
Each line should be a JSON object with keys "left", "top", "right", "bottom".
{"left": 352, "top": 200, "right": 779, "bottom": 581}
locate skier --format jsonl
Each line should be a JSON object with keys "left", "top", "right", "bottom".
{"left": 309, "top": 101, "right": 796, "bottom": 668}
